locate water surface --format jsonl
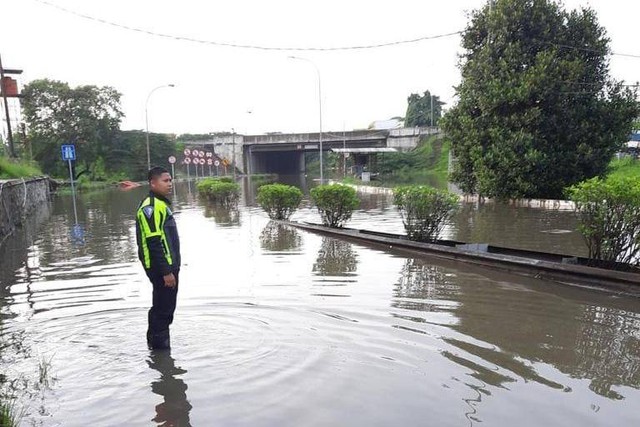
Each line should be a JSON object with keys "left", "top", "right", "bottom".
{"left": 0, "top": 182, "right": 638, "bottom": 426}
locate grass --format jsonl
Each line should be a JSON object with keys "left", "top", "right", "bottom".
{"left": 0, "top": 398, "right": 24, "bottom": 427}
{"left": 0, "top": 157, "right": 42, "bottom": 179}
{"left": 607, "top": 157, "right": 640, "bottom": 180}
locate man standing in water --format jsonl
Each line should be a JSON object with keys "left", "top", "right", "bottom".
{"left": 136, "top": 167, "right": 181, "bottom": 350}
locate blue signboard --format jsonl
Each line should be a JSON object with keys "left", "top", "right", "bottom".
{"left": 61, "top": 144, "right": 76, "bottom": 161}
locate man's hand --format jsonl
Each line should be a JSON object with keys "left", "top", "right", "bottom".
{"left": 163, "top": 273, "right": 176, "bottom": 288}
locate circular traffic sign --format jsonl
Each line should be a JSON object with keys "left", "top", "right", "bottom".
{"left": 191, "top": 149, "right": 199, "bottom": 157}
{"left": 214, "top": 160, "right": 220, "bottom": 167}
{"left": 199, "top": 158, "right": 206, "bottom": 165}
{"left": 199, "top": 151, "right": 205, "bottom": 158}
{"left": 184, "top": 157, "right": 191, "bottom": 165}
{"left": 206, "top": 152, "right": 213, "bottom": 158}
{"left": 184, "top": 148, "right": 191, "bottom": 156}
{"left": 168, "top": 155, "right": 176, "bottom": 164}
{"left": 207, "top": 159, "right": 213, "bottom": 165}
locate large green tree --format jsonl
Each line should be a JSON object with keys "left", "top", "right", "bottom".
{"left": 405, "top": 91, "right": 444, "bottom": 127}
{"left": 441, "top": 0, "right": 639, "bottom": 199}
{"left": 22, "top": 79, "right": 123, "bottom": 177}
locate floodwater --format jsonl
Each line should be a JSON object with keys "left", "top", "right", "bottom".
{"left": 0, "top": 180, "right": 638, "bottom": 426}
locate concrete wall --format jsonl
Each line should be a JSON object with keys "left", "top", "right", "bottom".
{"left": 0, "top": 177, "right": 51, "bottom": 246}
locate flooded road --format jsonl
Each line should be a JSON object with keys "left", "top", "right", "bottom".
{"left": 0, "top": 182, "right": 639, "bottom": 426}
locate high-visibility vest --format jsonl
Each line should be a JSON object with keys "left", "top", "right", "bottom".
{"left": 136, "top": 195, "right": 174, "bottom": 269}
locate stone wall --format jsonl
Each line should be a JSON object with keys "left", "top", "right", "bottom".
{"left": 0, "top": 177, "right": 51, "bottom": 245}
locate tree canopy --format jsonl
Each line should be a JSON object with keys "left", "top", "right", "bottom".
{"left": 22, "top": 79, "right": 124, "bottom": 178}
{"left": 405, "top": 91, "right": 444, "bottom": 127}
{"left": 441, "top": 0, "right": 639, "bottom": 199}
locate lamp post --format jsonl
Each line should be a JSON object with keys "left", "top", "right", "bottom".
{"left": 289, "top": 56, "right": 323, "bottom": 183}
{"left": 145, "top": 84, "right": 175, "bottom": 171}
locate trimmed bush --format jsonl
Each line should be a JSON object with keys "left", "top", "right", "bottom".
{"left": 310, "top": 184, "right": 359, "bottom": 228}
{"left": 197, "top": 178, "right": 240, "bottom": 207}
{"left": 567, "top": 177, "right": 640, "bottom": 265}
{"left": 394, "top": 185, "right": 458, "bottom": 242}
{"left": 256, "top": 183, "right": 303, "bottom": 220}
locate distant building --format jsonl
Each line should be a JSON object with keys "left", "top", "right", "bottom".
{"left": 368, "top": 119, "right": 404, "bottom": 130}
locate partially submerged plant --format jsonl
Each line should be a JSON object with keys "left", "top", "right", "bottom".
{"left": 310, "top": 184, "right": 360, "bottom": 228}
{"left": 256, "top": 184, "right": 303, "bottom": 220}
{"left": 394, "top": 185, "right": 459, "bottom": 242}
{"left": 567, "top": 176, "right": 640, "bottom": 265}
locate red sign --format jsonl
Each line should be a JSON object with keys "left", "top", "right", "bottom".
{"left": 207, "top": 159, "right": 213, "bottom": 165}
{"left": 199, "top": 158, "right": 205, "bottom": 165}
{"left": 206, "top": 152, "right": 213, "bottom": 158}
{"left": 184, "top": 157, "right": 191, "bottom": 165}
{"left": 168, "top": 156, "right": 176, "bottom": 164}
{"left": 199, "top": 151, "right": 205, "bottom": 158}
{"left": 1, "top": 77, "right": 18, "bottom": 97}
{"left": 184, "top": 148, "right": 191, "bottom": 156}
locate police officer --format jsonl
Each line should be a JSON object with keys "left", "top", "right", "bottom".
{"left": 136, "top": 166, "right": 181, "bottom": 349}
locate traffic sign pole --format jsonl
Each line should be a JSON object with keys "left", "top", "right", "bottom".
{"left": 68, "top": 159, "right": 78, "bottom": 224}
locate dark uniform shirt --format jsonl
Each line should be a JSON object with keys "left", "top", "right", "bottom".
{"left": 136, "top": 192, "right": 181, "bottom": 275}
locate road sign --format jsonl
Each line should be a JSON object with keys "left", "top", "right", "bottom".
{"left": 207, "top": 159, "right": 213, "bottom": 165}
{"left": 199, "top": 151, "right": 205, "bottom": 158}
{"left": 168, "top": 155, "right": 176, "bottom": 164}
{"left": 206, "top": 152, "right": 213, "bottom": 158}
{"left": 61, "top": 144, "right": 76, "bottom": 161}
{"left": 199, "top": 158, "right": 205, "bottom": 165}
{"left": 184, "top": 157, "right": 191, "bottom": 165}
{"left": 192, "top": 149, "right": 199, "bottom": 157}
{"left": 184, "top": 148, "right": 191, "bottom": 156}
{"left": 214, "top": 160, "right": 220, "bottom": 167}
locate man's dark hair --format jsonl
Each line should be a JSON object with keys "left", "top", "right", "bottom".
{"left": 148, "top": 166, "right": 170, "bottom": 182}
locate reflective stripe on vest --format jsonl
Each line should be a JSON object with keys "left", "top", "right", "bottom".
{"left": 137, "top": 196, "right": 173, "bottom": 269}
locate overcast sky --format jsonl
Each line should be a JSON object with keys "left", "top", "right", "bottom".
{"left": 1, "top": 0, "right": 638, "bottom": 136}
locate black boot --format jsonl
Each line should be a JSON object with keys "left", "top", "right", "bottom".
{"left": 147, "top": 329, "right": 170, "bottom": 350}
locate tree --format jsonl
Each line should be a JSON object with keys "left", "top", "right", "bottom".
{"left": 441, "top": 0, "right": 639, "bottom": 199}
{"left": 405, "top": 91, "right": 444, "bottom": 127}
{"left": 21, "top": 79, "right": 123, "bottom": 177}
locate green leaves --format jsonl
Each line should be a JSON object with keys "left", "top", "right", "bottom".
{"left": 567, "top": 176, "right": 640, "bottom": 264}
{"left": 310, "top": 184, "right": 359, "bottom": 228}
{"left": 22, "top": 79, "right": 124, "bottom": 178}
{"left": 405, "top": 91, "right": 444, "bottom": 127}
{"left": 394, "top": 186, "right": 459, "bottom": 242}
{"left": 442, "top": 0, "right": 639, "bottom": 199}
{"left": 256, "top": 184, "right": 303, "bottom": 220}
{"left": 197, "top": 178, "right": 240, "bottom": 208}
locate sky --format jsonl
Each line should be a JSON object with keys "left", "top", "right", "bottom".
{"left": 1, "top": 0, "right": 638, "bottom": 137}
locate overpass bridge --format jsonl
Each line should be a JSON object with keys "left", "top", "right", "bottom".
{"left": 183, "top": 127, "right": 440, "bottom": 174}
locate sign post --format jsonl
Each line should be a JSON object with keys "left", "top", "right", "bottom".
{"left": 168, "top": 155, "right": 176, "bottom": 196}
{"left": 214, "top": 159, "right": 220, "bottom": 176}
{"left": 61, "top": 144, "right": 79, "bottom": 224}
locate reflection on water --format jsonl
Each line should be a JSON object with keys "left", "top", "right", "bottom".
{"left": 259, "top": 222, "right": 302, "bottom": 253}
{"left": 0, "top": 182, "right": 639, "bottom": 426}
{"left": 148, "top": 350, "right": 192, "bottom": 426}
{"left": 312, "top": 238, "right": 358, "bottom": 277}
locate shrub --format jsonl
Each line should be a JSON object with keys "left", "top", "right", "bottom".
{"left": 567, "top": 177, "right": 640, "bottom": 265}
{"left": 197, "top": 178, "right": 240, "bottom": 207}
{"left": 310, "top": 184, "right": 359, "bottom": 228}
{"left": 394, "top": 185, "right": 459, "bottom": 242}
{"left": 0, "top": 156, "right": 42, "bottom": 179}
{"left": 256, "top": 183, "right": 303, "bottom": 220}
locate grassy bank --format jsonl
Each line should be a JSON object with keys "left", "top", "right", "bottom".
{"left": 0, "top": 157, "right": 42, "bottom": 179}
{"left": 340, "top": 136, "right": 451, "bottom": 189}
{"left": 607, "top": 157, "right": 640, "bottom": 180}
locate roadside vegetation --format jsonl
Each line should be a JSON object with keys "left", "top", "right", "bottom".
{"left": 310, "top": 184, "right": 359, "bottom": 228}
{"left": 567, "top": 176, "right": 640, "bottom": 265}
{"left": 0, "top": 156, "right": 42, "bottom": 179}
{"left": 197, "top": 177, "right": 240, "bottom": 207}
{"left": 257, "top": 183, "right": 303, "bottom": 220}
{"left": 394, "top": 186, "right": 459, "bottom": 242}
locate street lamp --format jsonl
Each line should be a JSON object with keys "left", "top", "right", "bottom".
{"left": 288, "top": 56, "right": 323, "bottom": 183}
{"left": 145, "top": 84, "right": 175, "bottom": 171}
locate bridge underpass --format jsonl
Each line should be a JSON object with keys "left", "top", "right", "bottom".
{"left": 183, "top": 127, "right": 439, "bottom": 175}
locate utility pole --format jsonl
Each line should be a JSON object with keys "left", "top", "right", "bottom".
{"left": 430, "top": 94, "right": 434, "bottom": 128}
{"left": 231, "top": 128, "right": 236, "bottom": 181}
{"left": 0, "top": 54, "right": 22, "bottom": 158}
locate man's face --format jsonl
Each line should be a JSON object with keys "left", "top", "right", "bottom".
{"left": 150, "top": 172, "right": 173, "bottom": 197}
